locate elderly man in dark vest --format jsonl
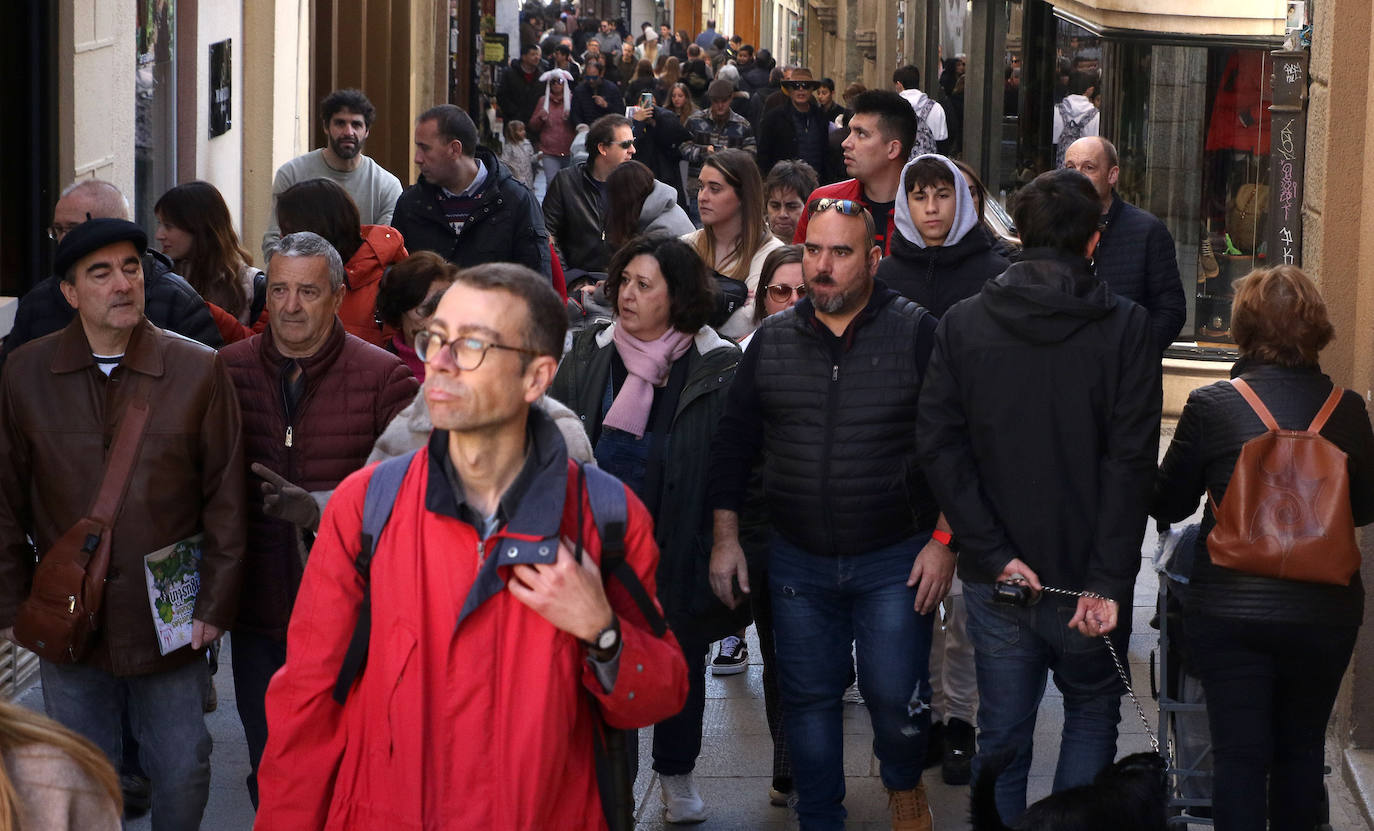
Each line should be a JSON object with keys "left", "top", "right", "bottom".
{"left": 219, "top": 231, "right": 418, "bottom": 806}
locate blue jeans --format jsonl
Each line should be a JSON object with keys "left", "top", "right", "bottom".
{"left": 769, "top": 534, "right": 934, "bottom": 830}
{"left": 40, "top": 657, "right": 212, "bottom": 831}
{"left": 963, "top": 580, "right": 1128, "bottom": 824}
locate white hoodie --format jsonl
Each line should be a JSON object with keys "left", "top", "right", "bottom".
{"left": 892, "top": 154, "right": 980, "bottom": 249}
{"left": 1053, "top": 93, "right": 1100, "bottom": 144}
{"left": 897, "top": 88, "right": 949, "bottom": 141}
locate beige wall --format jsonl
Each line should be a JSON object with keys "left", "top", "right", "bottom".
{"left": 195, "top": 2, "right": 245, "bottom": 235}
{"left": 61, "top": 0, "right": 137, "bottom": 199}
{"left": 241, "top": 0, "right": 312, "bottom": 267}
{"left": 1051, "top": 0, "right": 1285, "bottom": 36}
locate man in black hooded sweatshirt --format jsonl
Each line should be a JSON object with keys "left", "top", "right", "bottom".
{"left": 915, "top": 168, "right": 1160, "bottom": 826}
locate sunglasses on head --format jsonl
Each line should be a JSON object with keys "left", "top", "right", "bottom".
{"left": 808, "top": 198, "right": 864, "bottom": 216}
{"left": 765, "top": 282, "right": 807, "bottom": 302}
{"left": 782, "top": 81, "right": 819, "bottom": 91}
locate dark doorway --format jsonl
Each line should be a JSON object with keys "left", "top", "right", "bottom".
{"left": 0, "top": 4, "right": 58, "bottom": 298}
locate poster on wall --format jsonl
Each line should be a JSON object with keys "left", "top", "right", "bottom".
{"left": 210, "top": 40, "right": 232, "bottom": 137}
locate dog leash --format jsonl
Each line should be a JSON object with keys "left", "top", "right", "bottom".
{"left": 1035, "top": 585, "right": 1164, "bottom": 759}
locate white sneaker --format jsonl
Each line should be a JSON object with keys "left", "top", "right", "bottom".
{"left": 660, "top": 772, "right": 707, "bottom": 824}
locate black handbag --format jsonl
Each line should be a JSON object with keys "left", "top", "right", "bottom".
{"left": 709, "top": 271, "right": 749, "bottom": 329}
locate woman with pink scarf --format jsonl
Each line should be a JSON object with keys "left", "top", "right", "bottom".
{"left": 549, "top": 235, "right": 746, "bottom": 825}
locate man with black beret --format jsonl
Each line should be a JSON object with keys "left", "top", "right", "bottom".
{"left": 0, "top": 179, "right": 220, "bottom": 374}
{"left": 0, "top": 218, "right": 246, "bottom": 831}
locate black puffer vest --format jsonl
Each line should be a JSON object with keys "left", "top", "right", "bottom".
{"left": 753, "top": 286, "right": 938, "bottom": 556}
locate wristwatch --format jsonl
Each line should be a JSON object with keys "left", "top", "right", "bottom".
{"left": 585, "top": 614, "right": 621, "bottom": 661}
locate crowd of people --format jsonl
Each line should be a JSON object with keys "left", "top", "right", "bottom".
{"left": 0, "top": 9, "right": 1367, "bottom": 831}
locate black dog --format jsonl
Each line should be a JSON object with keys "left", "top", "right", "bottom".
{"left": 970, "top": 750, "right": 1168, "bottom": 831}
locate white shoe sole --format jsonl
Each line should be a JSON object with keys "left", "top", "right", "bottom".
{"left": 710, "top": 660, "right": 748, "bottom": 676}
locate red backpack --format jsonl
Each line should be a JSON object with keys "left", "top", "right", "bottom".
{"left": 1206, "top": 378, "right": 1360, "bottom": 585}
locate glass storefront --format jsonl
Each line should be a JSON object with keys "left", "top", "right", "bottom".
{"left": 135, "top": 0, "right": 176, "bottom": 235}
{"left": 940, "top": 1, "right": 1280, "bottom": 350}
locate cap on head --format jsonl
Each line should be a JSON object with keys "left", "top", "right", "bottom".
{"left": 54, "top": 218, "right": 146, "bottom": 279}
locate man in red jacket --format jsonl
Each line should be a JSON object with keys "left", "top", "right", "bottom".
{"left": 219, "top": 231, "right": 418, "bottom": 807}
{"left": 254, "top": 262, "right": 689, "bottom": 830}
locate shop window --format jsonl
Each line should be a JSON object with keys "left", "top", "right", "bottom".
{"left": 998, "top": 6, "right": 1275, "bottom": 351}
{"left": 135, "top": 0, "right": 176, "bottom": 234}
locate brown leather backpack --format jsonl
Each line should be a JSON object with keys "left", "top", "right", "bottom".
{"left": 1207, "top": 378, "right": 1360, "bottom": 585}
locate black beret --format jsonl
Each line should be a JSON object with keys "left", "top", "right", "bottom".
{"left": 53, "top": 218, "right": 147, "bottom": 278}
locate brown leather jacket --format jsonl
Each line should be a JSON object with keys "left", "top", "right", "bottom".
{"left": 0, "top": 318, "right": 246, "bottom": 676}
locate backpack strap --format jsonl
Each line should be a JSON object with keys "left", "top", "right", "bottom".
{"left": 580, "top": 463, "right": 668, "bottom": 638}
{"left": 1228, "top": 378, "right": 1281, "bottom": 432}
{"left": 1308, "top": 386, "right": 1345, "bottom": 433}
{"left": 332, "top": 451, "right": 417, "bottom": 705}
{"left": 916, "top": 97, "right": 935, "bottom": 119}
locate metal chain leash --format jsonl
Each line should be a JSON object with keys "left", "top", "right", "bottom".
{"left": 1036, "top": 584, "right": 1164, "bottom": 758}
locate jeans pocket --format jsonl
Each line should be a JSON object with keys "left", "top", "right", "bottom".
{"left": 966, "top": 587, "right": 1022, "bottom": 658}
{"left": 1056, "top": 604, "right": 1102, "bottom": 656}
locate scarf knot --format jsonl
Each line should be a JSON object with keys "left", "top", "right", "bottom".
{"left": 602, "top": 324, "right": 694, "bottom": 438}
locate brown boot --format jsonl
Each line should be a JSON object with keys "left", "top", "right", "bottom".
{"left": 888, "top": 781, "right": 933, "bottom": 831}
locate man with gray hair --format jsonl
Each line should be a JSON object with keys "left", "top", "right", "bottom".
{"left": 219, "top": 231, "right": 417, "bottom": 806}
{"left": 1, "top": 179, "right": 220, "bottom": 372}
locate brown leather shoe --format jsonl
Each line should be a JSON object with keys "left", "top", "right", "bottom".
{"left": 888, "top": 781, "right": 933, "bottom": 831}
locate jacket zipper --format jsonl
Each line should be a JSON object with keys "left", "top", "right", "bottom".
{"left": 820, "top": 338, "right": 842, "bottom": 555}
{"left": 280, "top": 383, "right": 294, "bottom": 448}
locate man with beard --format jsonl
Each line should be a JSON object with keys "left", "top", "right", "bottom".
{"left": 708, "top": 199, "right": 951, "bottom": 830}
{"left": 261, "top": 89, "right": 403, "bottom": 260}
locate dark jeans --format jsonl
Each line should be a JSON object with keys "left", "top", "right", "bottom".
{"left": 651, "top": 631, "right": 708, "bottom": 775}
{"left": 769, "top": 534, "right": 935, "bottom": 830}
{"left": 964, "top": 580, "right": 1129, "bottom": 824}
{"left": 1185, "top": 613, "right": 1356, "bottom": 831}
{"left": 749, "top": 558, "right": 791, "bottom": 789}
{"left": 40, "top": 657, "right": 212, "bottom": 831}
{"left": 231, "top": 629, "right": 288, "bottom": 807}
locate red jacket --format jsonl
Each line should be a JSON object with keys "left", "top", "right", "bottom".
{"left": 342, "top": 225, "right": 409, "bottom": 347}
{"left": 255, "top": 428, "right": 690, "bottom": 831}
{"left": 792, "top": 177, "right": 898, "bottom": 255}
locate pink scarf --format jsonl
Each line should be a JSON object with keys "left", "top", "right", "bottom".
{"left": 603, "top": 324, "right": 694, "bottom": 438}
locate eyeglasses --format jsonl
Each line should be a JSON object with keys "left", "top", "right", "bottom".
{"left": 47, "top": 223, "right": 80, "bottom": 242}
{"left": 414, "top": 331, "right": 539, "bottom": 370}
{"left": 808, "top": 198, "right": 865, "bottom": 216}
{"left": 604, "top": 139, "right": 635, "bottom": 149}
{"left": 782, "top": 81, "right": 819, "bottom": 91}
{"left": 765, "top": 283, "right": 807, "bottom": 302}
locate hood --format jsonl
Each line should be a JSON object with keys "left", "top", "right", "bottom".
{"left": 898, "top": 88, "right": 931, "bottom": 112}
{"left": 346, "top": 225, "right": 407, "bottom": 289}
{"left": 638, "top": 180, "right": 681, "bottom": 224}
{"left": 981, "top": 249, "right": 1116, "bottom": 344}
{"left": 1060, "top": 93, "right": 1098, "bottom": 121}
{"left": 892, "top": 154, "right": 980, "bottom": 249}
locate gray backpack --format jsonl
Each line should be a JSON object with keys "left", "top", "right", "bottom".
{"left": 1055, "top": 99, "right": 1097, "bottom": 168}
{"left": 909, "top": 97, "right": 938, "bottom": 159}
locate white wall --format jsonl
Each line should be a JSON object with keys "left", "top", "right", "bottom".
{"left": 196, "top": 2, "right": 245, "bottom": 234}
{"left": 66, "top": 0, "right": 137, "bottom": 197}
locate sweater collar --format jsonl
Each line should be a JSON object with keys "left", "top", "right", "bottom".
{"left": 50, "top": 316, "right": 164, "bottom": 377}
